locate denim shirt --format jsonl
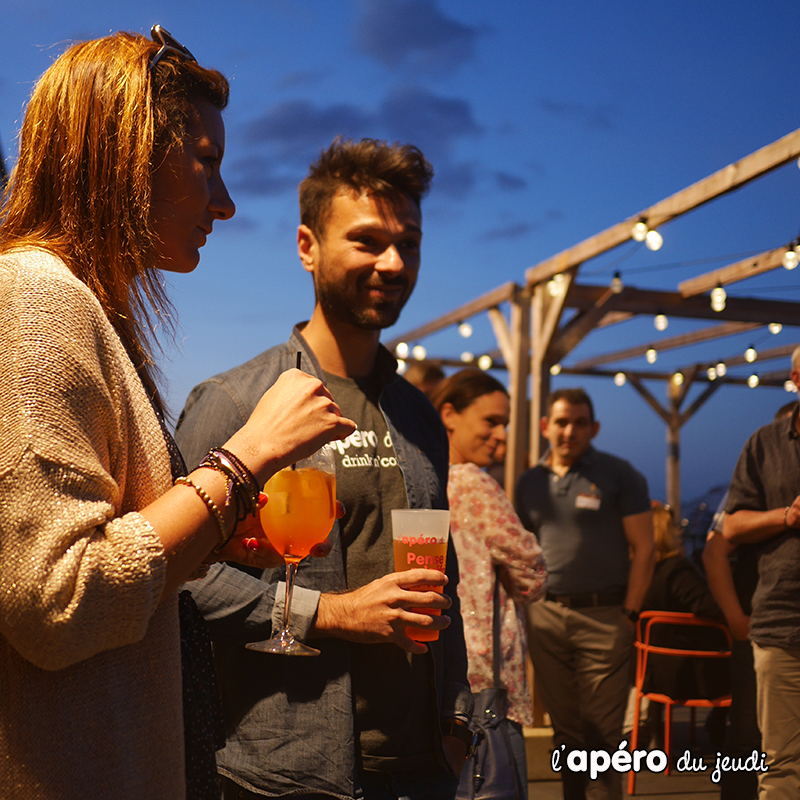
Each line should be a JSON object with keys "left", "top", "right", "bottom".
{"left": 175, "top": 325, "right": 472, "bottom": 799}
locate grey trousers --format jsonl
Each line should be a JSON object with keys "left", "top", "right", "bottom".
{"left": 526, "top": 599, "right": 634, "bottom": 800}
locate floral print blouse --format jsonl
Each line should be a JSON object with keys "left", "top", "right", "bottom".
{"left": 448, "top": 462, "right": 547, "bottom": 727}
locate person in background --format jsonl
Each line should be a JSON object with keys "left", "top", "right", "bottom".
{"left": 404, "top": 361, "right": 445, "bottom": 397}
{"left": 431, "top": 368, "right": 547, "bottom": 796}
{"left": 703, "top": 399, "right": 797, "bottom": 800}
{"left": 175, "top": 137, "right": 472, "bottom": 800}
{"left": 0, "top": 27, "right": 353, "bottom": 800}
{"left": 640, "top": 502, "right": 728, "bottom": 748}
{"left": 516, "top": 387, "right": 655, "bottom": 800}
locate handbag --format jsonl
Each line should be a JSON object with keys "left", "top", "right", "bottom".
{"left": 456, "top": 567, "right": 523, "bottom": 800}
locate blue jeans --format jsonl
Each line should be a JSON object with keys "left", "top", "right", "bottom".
{"left": 355, "top": 767, "right": 460, "bottom": 800}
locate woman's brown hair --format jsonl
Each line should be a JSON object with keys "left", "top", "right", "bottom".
{"left": 0, "top": 31, "right": 228, "bottom": 410}
{"left": 429, "top": 368, "right": 508, "bottom": 415}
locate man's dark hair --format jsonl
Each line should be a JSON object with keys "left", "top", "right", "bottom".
{"left": 299, "top": 137, "right": 433, "bottom": 237}
{"left": 547, "top": 387, "right": 595, "bottom": 423}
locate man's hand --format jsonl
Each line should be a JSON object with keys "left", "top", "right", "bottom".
{"left": 313, "top": 569, "right": 451, "bottom": 654}
{"left": 441, "top": 735, "right": 468, "bottom": 777}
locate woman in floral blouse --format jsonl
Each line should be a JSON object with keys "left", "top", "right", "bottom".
{"left": 431, "top": 369, "right": 547, "bottom": 793}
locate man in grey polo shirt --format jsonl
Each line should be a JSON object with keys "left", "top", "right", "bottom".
{"left": 516, "top": 387, "right": 655, "bottom": 800}
{"left": 722, "top": 347, "right": 800, "bottom": 799}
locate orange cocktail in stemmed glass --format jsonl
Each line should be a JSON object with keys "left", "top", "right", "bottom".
{"left": 245, "top": 443, "right": 336, "bottom": 656}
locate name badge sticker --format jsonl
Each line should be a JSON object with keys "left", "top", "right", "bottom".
{"left": 575, "top": 484, "right": 602, "bottom": 511}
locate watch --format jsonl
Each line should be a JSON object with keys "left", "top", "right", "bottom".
{"left": 442, "top": 717, "right": 479, "bottom": 759}
{"left": 623, "top": 607, "right": 640, "bottom": 624}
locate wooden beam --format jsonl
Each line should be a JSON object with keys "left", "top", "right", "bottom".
{"left": 567, "top": 283, "right": 800, "bottom": 325}
{"left": 487, "top": 308, "right": 513, "bottom": 366}
{"left": 679, "top": 248, "right": 786, "bottom": 297}
{"left": 548, "top": 285, "right": 618, "bottom": 364}
{"left": 572, "top": 321, "right": 761, "bottom": 370}
{"left": 525, "top": 127, "right": 800, "bottom": 287}
{"left": 679, "top": 381, "right": 722, "bottom": 427}
{"left": 506, "top": 287, "right": 531, "bottom": 495}
{"left": 384, "top": 282, "right": 517, "bottom": 350}
{"left": 627, "top": 374, "right": 671, "bottom": 425}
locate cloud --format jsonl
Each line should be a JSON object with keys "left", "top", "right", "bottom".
{"left": 539, "top": 98, "right": 616, "bottom": 131}
{"left": 494, "top": 171, "right": 527, "bottom": 191}
{"left": 242, "top": 100, "right": 374, "bottom": 160}
{"left": 274, "top": 70, "right": 329, "bottom": 90}
{"left": 228, "top": 155, "right": 302, "bottom": 197}
{"left": 479, "top": 222, "right": 536, "bottom": 242}
{"left": 380, "top": 86, "right": 481, "bottom": 159}
{"left": 355, "top": 0, "right": 484, "bottom": 75}
{"left": 431, "top": 161, "right": 477, "bottom": 198}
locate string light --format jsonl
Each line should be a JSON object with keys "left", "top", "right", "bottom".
{"left": 547, "top": 273, "right": 566, "bottom": 297}
{"left": 631, "top": 219, "right": 648, "bottom": 242}
{"left": 550, "top": 363, "right": 562, "bottom": 376}
{"left": 458, "top": 321, "right": 473, "bottom": 338}
{"left": 710, "top": 283, "right": 727, "bottom": 312}
{"left": 654, "top": 312, "right": 669, "bottom": 332}
{"left": 614, "top": 372, "right": 627, "bottom": 386}
{"left": 672, "top": 372, "right": 684, "bottom": 386}
{"left": 748, "top": 374, "right": 760, "bottom": 388}
{"left": 707, "top": 367, "right": 717, "bottom": 380}
{"left": 782, "top": 246, "right": 799, "bottom": 270}
{"left": 477, "top": 355, "right": 493, "bottom": 371}
{"left": 611, "top": 271, "right": 624, "bottom": 293}
{"left": 769, "top": 322, "right": 783, "bottom": 335}
{"left": 645, "top": 229, "right": 664, "bottom": 251}
{"left": 460, "top": 351, "right": 474, "bottom": 363}
{"left": 395, "top": 342, "right": 409, "bottom": 359}
{"left": 745, "top": 345, "right": 757, "bottom": 363}
{"left": 716, "top": 361, "right": 727, "bottom": 377}
{"left": 412, "top": 345, "right": 427, "bottom": 360}
{"left": 646, "top": 348, "right": 657, "bottom": 364}
{"left": 396, "top": 359, "right": 407, "bottom": 374}
{"left": 785, "top": 380, "right": 798, "bottom": 393}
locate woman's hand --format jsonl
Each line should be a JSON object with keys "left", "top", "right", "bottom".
{"left": 225, "top": 369, "right": 355, "bottom": 485}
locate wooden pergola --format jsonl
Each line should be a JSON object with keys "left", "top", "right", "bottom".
{"left": 387, "top": 127, "right": 800, "bottom": 517}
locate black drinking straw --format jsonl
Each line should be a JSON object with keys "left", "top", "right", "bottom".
{"left": 291, "top": 351, "right": 302, "bottom": 469}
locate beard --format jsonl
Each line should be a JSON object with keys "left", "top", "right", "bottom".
{"left": 315, "top": 268, "right": 416, "bottom": 330}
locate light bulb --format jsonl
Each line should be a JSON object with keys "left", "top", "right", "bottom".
{"left": 395, "top": 342, "right": 409, "bottom": 359}
{"left": 477, "top": 355, "right": 493, "bottom": 371}
{"left": 745, "top": 346, "right": 757, "bottom": 363}
{"left": 614, "top": 372, "right": 626, "bottom": 387}
{"left": 611, "top": 272, "right": 624, "bottom": 294}
{"left": 645, "top": 229, "right": 663, "bottom": 251}
{"left": 396, "top": 359, "right": 407, "bottom": 374}
{"left": 782, "top": 249, "right": 799, "bottom": 270}
{"left": 550, "top": 363, "right": 562, "bottom": 376}
{"left": 654, "top": 313, "right": 668, "bottom": 332}
{"left": 673, "top": 372, "right": 684, "bottom": 386}
{"left": 748, "top": 374, "right": 760, "bottom": 388}
{"left": 785, "top": 380, "right": 798, "bottom": 393}
{"left": 716, "top": 361, "right": 727, "bottom": 377}
{"left": 646, "top": 348, "right": 657, "bottom": 364}
{"left": 710, "top": 284, "right": 727, "bottom": 312}
{"left": 769, "top": 322, "right": 783, "bottom": 335}
{"left": 460, "top": 351, "right": 474, "bottom": 363}
{"left": 458, "top": 322, "right": 473, "bottom": 338}
{"left": 412, "top": 345, "right": 427, "bottom": 360}
{"left": 547, "top": 273, "right": 565, "bottom": 297}
{"left": 707, "top": 367, "right": 717, "bottom": 381}
{"left": 631, "top": 221, "right": 648, "bottom": 242}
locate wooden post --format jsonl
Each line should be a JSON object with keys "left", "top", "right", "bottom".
{"left": 505, "top": 287, "right": 531, "bottom": 498}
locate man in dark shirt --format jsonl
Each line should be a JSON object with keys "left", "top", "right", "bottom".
{"left": 516, "top": 387, "right": 655, "bottom": 800}
{"left": 175, "top": 139, "right": 472, "bottom": 799}
{"left": 722, "top": 350, "right": 800, "bottom": 799}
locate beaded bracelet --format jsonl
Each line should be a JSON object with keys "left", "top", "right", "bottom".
{"left": 199, "top": 448, "right": 261, "bottom": 519}
{"left": 174, "top": 476, "right": 231, "bottom": 551}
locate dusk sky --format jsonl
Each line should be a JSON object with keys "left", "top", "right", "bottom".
{"left": 3, "top": 0, "right": 800, "bottom": 509}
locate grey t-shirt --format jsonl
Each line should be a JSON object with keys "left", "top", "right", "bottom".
{"left": 726, "top": 411, "right": 800, "bottom": 649}
{"left": 515, "top": 445, "right": 650, "bottom": 595}
{"left": 323, "top": 370, "right": 436, "bottom": 773}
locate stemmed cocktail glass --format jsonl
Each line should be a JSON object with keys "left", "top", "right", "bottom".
{"left": 245, "top": 443, "right": 336, "bottom": 656}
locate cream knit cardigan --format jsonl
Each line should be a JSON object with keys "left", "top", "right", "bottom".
{"left": 0, "top": 249, "right": 185, "bottom": 798}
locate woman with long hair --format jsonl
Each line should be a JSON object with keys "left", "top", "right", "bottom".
{"left": 431, "top": 368, "right": 547, "bottom": 796}
{"left": 0, "top": 28, "right": 353, "bottom": 799}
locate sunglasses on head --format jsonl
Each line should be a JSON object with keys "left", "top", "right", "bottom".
{"left": 149, "top": 25, "right": 197, "bottom": 71}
